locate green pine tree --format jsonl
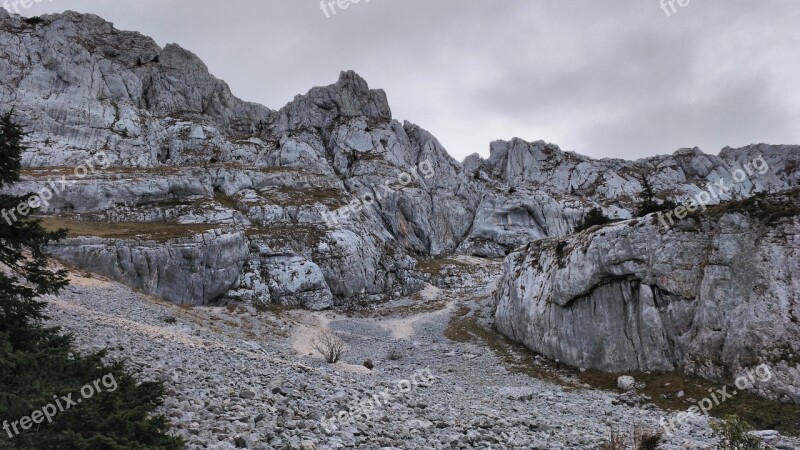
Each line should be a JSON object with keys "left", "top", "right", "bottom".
{"left": 635, "top": 177, "right": 677, "bottom": 217}
{"left": 0, "top": 112, "right": 184, "bottom": 449}
{"left": 0, "top": 113, "right": 69, "bottom": 353}
{"left": 574, "top": 207, "right": 613, "bottom": 233}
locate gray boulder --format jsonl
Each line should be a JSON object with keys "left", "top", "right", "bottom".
{"left": 495, "top": 189, "right": 800, "bottom": 402}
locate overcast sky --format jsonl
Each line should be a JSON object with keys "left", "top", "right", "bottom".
{"left": 12, "top": 0, "right": 800, "bottom": 161}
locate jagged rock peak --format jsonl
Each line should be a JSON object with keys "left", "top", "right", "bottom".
{"left": 0, "top": 8, "right": 272, "bottom": 137}
{"left": 273, "top": 69, "right": 392, "bottom": 134}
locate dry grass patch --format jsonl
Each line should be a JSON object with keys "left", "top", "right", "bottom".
{"left": 266, "top": 187, "right": 346, "bottom": 208}
{"left": 21, "top": 166, "right": 186, "bottom": 178}
{"left": 41, "top": 217, "right": 223, "bottom": 242}
{"left": 246, "top": 224, "right": 327, "bottom": 246}
{"left": 578, "top": 369, "right": 800, "bottom": 437}
{"left": 414, "top": 257, "right": 473, "bottom": 276}
{"left": 444, "top": 305, "right": 573, "bottom": 387}
{"left": 213, "top": 190, "right": 241, "bottom": 210}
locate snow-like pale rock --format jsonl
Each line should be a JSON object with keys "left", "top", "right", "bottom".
{"left": 46, "top": 270, "right": 796, "bottom": 449}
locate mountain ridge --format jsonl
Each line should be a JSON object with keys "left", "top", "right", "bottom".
{"left": 2, "top": 9, "right": 799, "bottom": 439}
{"left": 3, "top": 9, "right": 800, "bottom": 307}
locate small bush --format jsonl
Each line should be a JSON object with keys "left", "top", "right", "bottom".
{"left": 23, "top": 16, "right": 45, "bottom": 25}
{"left": 636, "top": 177, "right": 678, "bottom": 217}
{"left": 712, "top": 415, "right": 765, "bottom": 450}
{"left": 575, "top": 207, "right": 614, "bottom": 233}
{"left": 634, "top": 426, "right": 664, "bottom": 450}
{"left": 387, "top": 348, "right": 404, "bottom": 361}
{"left": 555, "top": 240, "right": 568, "bottom": 257}
{"left": 313, "top": 331, "right": 345, "bottom": 364}
{"left": 599, "top": 429, "right": 627, "bottom": 450}
{"left": 599, "top": 426, "right": 664, "bottom": 450}
{"left": 363, "top": 359, "right": 374, "bottom": 370}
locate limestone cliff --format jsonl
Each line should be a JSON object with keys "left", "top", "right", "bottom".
{"left": 494, "top": 189, "right": 800, "bottom": 402}
{"left": 2, "top": 9, "right": 800, "bottom": 315}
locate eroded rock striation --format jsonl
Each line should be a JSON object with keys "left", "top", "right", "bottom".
{"left": 495, "top": 190, "right": 800, "bottom": 402}
{"left": 48, "top": 230, "right": 250, "bottom": 306}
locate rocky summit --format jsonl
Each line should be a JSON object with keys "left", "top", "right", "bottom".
{"left": 1, "top": 8, "right": 799, "bottom": 450}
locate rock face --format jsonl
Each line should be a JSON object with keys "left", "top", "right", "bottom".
{"left": 495, "top": 189, "right": 800, "bottom": 403}
{"left": 2, "top": 9, "right": 800, "bottom": 316}
{"left": 460, "top": 139, "right": 800, "bottom": 256}
{"left": 0, "top": 10, "right": 459, "bottom": 306}
{"left": 48, "top": 230, "right": 250, "bottom": 306}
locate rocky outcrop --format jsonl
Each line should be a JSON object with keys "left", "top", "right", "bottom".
{"left": 3, "top": 9, "right": 800, "bottom": 312}
{"left": 460, "top": 139, "right": 800, "bottom": 255}
{"left": 48, "top": 229, "right": 250, "bottom": 305}
{"left": 0, "top": 9, "right": 272, "bottom": 167}
{"left": 467, "top": 139, "right": 800, "bottom": 203}
{"left": 0, "top": 10, "right": 458, "bottom": 306}
{"left": 494, "top": 189, "right": 800, "bottom": 402}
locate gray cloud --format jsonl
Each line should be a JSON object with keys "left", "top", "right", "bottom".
{"left": 15, "top": 0, "right": 800, "bottom": 161}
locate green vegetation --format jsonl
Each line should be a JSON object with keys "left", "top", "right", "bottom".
{"left": 578, "top": 369, "right": 800, "bottom": 437}
{"left": 711, "top": 415, "right": 766, "bottom": 450}
{"left": 0, "top": 113, "right": 183, "bottom": 449}
{"left": 553, "top": 240, "right": 571, "bottom": 268}
{"left": 635, "top": 177, "right": 678, "bottom": 217}
{"left": 574, "top": 207, "right": 614, "bottom": 233}
{"left": 698, "top": 190, "right": 800, "bottom": 225}
{"left": 22, "top": 17, "right": 45, "bottom": 26}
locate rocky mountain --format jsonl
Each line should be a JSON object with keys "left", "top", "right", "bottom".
{"left": 495, "top": 189, "right": 800, "bottom": 402}
{"left": 2, "top": 7, "right": 800, "bottom": 438}
{"left": 3, "top": 9, "right": 799, "bottom": 311}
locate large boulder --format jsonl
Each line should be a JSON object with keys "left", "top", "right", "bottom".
{"left": 494, "top": 189, "right": 800, "bottom": 402}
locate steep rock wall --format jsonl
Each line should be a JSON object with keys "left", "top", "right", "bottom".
{"left": 495, "top": 190, "right": 800, "bottom": 402}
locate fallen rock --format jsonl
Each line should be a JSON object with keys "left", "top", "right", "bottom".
{"left": 617, "top": 376, "right": 636, "bottom": 391}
